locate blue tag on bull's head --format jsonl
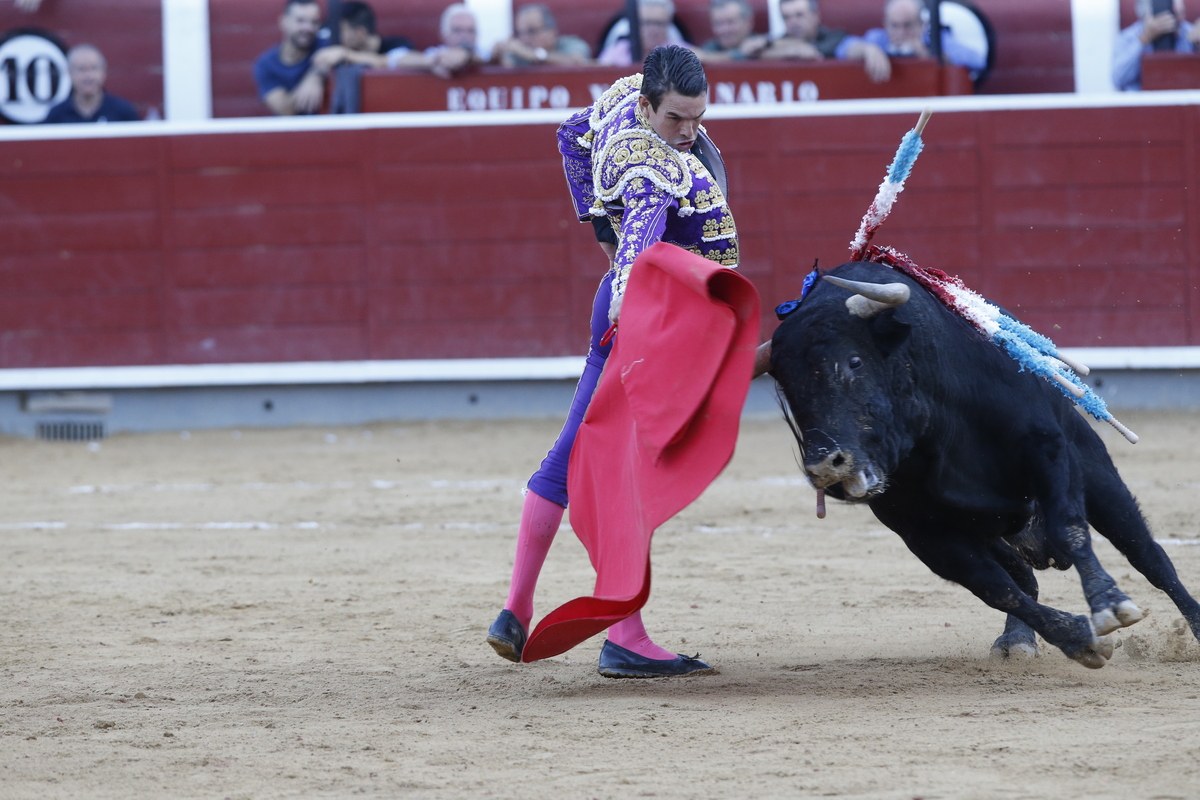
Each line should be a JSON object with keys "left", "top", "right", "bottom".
{"left": 774, "top": 300, "right": 800, "bottom": 319}
{"left": 775, "top": 262, "right": 820, "bottom": 320}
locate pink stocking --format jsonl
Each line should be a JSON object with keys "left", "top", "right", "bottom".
{"left": 503, "top": 490, "right": 565, "bottom": 630}
{"left": 607, "top": 610, "right": 677, "bottom": 660}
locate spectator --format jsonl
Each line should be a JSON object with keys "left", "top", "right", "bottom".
{"left": 597, "top": 0, "right": 687, "bottom": 67}
{"left": 491, "top": 4, "right": 592, "bottom": 66}
{"left": 320, "top": 2, "right": 481, "bottom": 78}
{"left": 394, "top": 3, "right": 486, "bottom": 78}
{"left": 311, "top": 1, "right": 416, "bottom": 70}
{"left": 340, "top": 1, "right": 414, "bottom": 60}
{"left": 254, "top": 0, "right": 328, "bottom": 115}
{"left": 697, "top": 0, "right": 769, "bottom": 62}
{"left": 1114, "top": 0, "right": 1200, "bottom": 91}
{"left": 854, "top": 0, "right": 986, "bottom": 73}
{"left": 315, "top": 0, "right": 422, "bottom": 112}
{"left": 760, "top": 0, "right": 891, "bottom": 82}
{"left": 437, "top": 3, "right": 488, "bottom": 60}
{"left": 43, "top": 44, "right": 139, "bottom": 123}
{"left": 314, "top": 2, "right": 476, "bottom": 78}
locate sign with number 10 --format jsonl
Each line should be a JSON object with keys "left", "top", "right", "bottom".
{"left": 0, "top": 29, "right": 71, "bottom": 124}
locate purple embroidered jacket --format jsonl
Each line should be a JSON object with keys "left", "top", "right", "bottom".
{"left": 557, "top": 74, "right": 739, "bottom": 319}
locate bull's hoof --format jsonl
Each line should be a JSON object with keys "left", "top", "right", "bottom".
{"left": 990, "top": 628, "right": 1039, "bottom": 660}
{"left": 1092, "top": 599, "right": 1144, "bottom": 636}
{"left": 1069, "top": 644, "right": 1109, "bottom": 669}
{"left": 990, "top": 640, "right": 1038, "bottom": 660}
{"left": 1064, "top": 621, "right": 1114, "bottom": 669}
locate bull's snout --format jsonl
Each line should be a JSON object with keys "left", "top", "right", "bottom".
{"left": 803, "top": 446, "right": 882, "bottom": 499}
{"left": 803, "top": 447, "right": 853, "bottom": 488}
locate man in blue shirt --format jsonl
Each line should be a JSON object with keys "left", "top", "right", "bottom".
{"left": 254, "top": 0, "right": 329, "bottom": 115}
{"left": 852, "top": 0, "right": 986, "bottom": 75}
{"left": 1113, "top": 0, "right": 1200, "bottom": 91}
{"left": 43, "top": 44, "right": 139, "bottom": 124}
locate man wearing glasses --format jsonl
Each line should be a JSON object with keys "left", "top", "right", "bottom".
{"left": 491, "top": 4, "right": 593, "bottom": 66}
{"left": 854, "top": 0, "right": 985, "bottom": 72}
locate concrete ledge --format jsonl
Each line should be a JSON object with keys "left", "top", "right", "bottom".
{"left": 0, "top": 376, "right": 788, "bottom": 438}
{"left": 0, "top": 351, "right": 1196, "bottom": 438}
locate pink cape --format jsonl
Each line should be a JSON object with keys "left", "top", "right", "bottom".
{"left": 522, "top": 242, "right": 761, "bottom": 662}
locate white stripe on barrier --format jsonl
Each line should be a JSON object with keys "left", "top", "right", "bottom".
{"left": 2, "top": 90, "right": 1200, "bottom": 142}
{"left": 0, "top": 349, "right": 1197, "bottom": 391}
{"left": 0, "top": 357, "right": 588, "bottom": 391}
{"left": 1060, "top": 347, "right": 1200, "bottom": 370}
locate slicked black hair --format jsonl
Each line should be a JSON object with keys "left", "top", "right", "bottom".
{"left": 640, "top": 44, "right": 707, "bottom": 110}
{"left": 340, "top": 0, "right": 377, "bottom": 33}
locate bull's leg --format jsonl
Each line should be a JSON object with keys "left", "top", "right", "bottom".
{"left": 1064, "top": 525, "right": 1144, "bottom": 635}
{"left": 988, "top": 539, "right": 1039, "bottom": 658}
{"left": 896, "top": 532, "right": 1112, "bottom": 668}
{"left": 1027, "top": 433, "right": 1143, "bottom": 635}
{"left": 1085, "top": 462, "right": 1200, "bottom": 643}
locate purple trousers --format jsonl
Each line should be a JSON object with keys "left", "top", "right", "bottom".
{"left": 526, "top": 271, "right": 615, "bottom": 507}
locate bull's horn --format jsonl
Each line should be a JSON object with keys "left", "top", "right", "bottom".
{"left": 822, "top": 276, "right": 910, "bottom": 318}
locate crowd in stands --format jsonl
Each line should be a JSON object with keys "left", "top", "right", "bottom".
{"left": 19, "top": 0, "right": 1200, "bottom": 122}
{"left": 252, "top": 0, "right": 998, "bottom": 116}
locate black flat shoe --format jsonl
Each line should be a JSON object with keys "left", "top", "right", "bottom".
{"left": 486, "top": 610, "right": 526, "bottom": 663}
{"left": 597, "top": 640, "right": 716, "bottom": 679}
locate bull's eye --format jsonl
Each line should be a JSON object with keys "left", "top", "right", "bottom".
{"left": 848, "top": 356, "right": 864, "bottom": 371}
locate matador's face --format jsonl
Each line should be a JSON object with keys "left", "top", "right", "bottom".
{"left": 638, "top": 91, "right": 706, "bottom": 152}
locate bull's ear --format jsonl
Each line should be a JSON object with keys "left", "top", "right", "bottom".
{"left": 869, "top": 309, "right": 911, "bottom": 358}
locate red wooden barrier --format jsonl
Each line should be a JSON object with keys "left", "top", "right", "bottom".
{"left": 0, "top": 100, "right": 1196, "bottom": 369}
{"left": 1142, "top": 53, "right": 1200, "bottom": 91}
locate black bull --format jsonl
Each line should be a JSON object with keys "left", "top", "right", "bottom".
{"left": 770, "top": 260, "right": 1200, "bottom": 668}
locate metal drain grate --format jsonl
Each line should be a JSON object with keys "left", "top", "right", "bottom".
{"left": 36, "top": 421, "right": 107, "bottom": 442}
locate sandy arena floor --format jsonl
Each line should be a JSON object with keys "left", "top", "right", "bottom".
{"left": 1, "top": 410, "right": 1198, "bottom": 799}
